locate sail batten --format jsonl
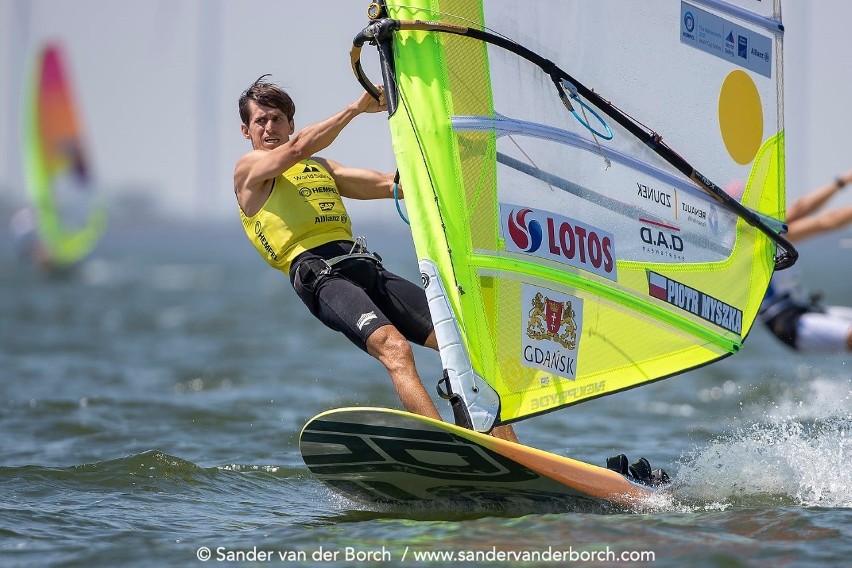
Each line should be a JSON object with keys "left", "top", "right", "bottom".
{"left": 456, "top": 114, "right": 754, "bottom": 211}
{"left": 358, "top": 0, "right": 790, "bottom": 429}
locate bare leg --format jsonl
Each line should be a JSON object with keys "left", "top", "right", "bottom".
{"left": 491, "top": 424, "right": 520, "bottom": 443}
{"left": 423, "top": 331, "right": 521, "bottom": 443}
{"left": 424, "top": 330, "right": 438, "bottom": 350}
{"left": 366, "top": 325, "right": 442, "bottom": 420}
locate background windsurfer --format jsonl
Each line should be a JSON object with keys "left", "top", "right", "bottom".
{"left": 759, "top": 170, "right": 852, "bottom": 352}
{"left": 9, "top": 206, "right": 60, "bottom": 274}
{"left": 233, "top": 75, "right": 520, "bottom": 441}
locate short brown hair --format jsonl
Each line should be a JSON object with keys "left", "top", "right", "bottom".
{"left": 238, "top": 74, "right": 296, "bottom": 126}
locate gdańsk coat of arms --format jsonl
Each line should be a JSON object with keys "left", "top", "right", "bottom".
{"left": 526, "top": 292, "right": 578, "bottom": 349}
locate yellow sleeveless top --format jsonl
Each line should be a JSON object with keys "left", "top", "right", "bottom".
{"left": 239, "top": 159, "right": 352, "bottom": 274}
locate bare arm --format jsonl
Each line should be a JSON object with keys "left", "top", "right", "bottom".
{"left": 786, "top": 169, "right": 852, "bottom": 222}
{"left": 234, "top": 89, "right": 387, "bottom": 196}
{"left": 786, "top": 204, "right": 852, "bottom": 242}
{"left": 315, "top": 157, "right": 397, "bottom": 200}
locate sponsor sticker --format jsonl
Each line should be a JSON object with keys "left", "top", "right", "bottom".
{"left": 677, "top": 195, "right": 720, "bottom": 234}
{"left": 501, "top": 204, "right": 617, "bottom": 281}
{"left": 647, "top": 271, "right": 743, "bottom": 334}
{"left": 521, "top": 284, "right": 583, "bottom": 379}
{"left": 639, "top": 218, "right": 686, "bottom": 261}
{"left": 680, "top": 1, "right": 773, "bottom": 78}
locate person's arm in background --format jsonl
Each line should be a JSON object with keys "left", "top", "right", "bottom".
{"left": 786, "top": 169, "right": 852, "bottom": 242}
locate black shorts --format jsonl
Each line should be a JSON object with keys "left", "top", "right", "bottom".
{"left": 289, "top": 240, "right": 434, "bottom": 352}
{"left": 764, "top": 304, "right": 811, "bottom": 350}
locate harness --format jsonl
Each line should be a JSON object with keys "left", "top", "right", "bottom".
{"left": 316, "top": 236, "right": 383, "bottom": 276}
{"left": 291, "top": 237, "right": 386, "bottom": 302}
{"left": 761, "top": 292, "right": 823, "bottom": 349}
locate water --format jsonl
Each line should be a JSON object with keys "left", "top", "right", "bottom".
{"left": 1, "top": 221, "right": 850, "bottom": 567}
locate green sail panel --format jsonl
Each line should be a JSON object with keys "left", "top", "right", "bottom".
{"left": 374, "top": 0, "right": 786, "bottom": 427}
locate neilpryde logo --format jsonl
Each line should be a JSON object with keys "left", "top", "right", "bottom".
{"left": 684, "top": 11, "right": 695, "bottom": 33}
{"left": 507, "top": 208, "right": 543, "bottom": 252}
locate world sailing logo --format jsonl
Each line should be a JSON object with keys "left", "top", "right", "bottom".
{"left": 521, "top": 285, "right": 582, "bottom": 380}
{"left": 502, "top": 204, "right": 617, "bottom": 281}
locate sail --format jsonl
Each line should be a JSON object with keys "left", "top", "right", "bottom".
{"left": 22, "top": 43, "right": 106, "bottom": 267}
{"left": 353, "top": 0, "right": 792, "bottom": 431}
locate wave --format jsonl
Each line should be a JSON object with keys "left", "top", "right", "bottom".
{"left": 0, "top": 449, "right": 307, "bottom": 492}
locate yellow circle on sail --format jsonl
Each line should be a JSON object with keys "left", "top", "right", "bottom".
{"left": 718, "top": 70, "right": 763, "bottom": 165}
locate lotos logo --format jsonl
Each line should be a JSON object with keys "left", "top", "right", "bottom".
{"left": 501, "top": 203, "right": 617, "bottom": 281}
{"left": 507, "top": 208, "right": 543, "bottom": 252}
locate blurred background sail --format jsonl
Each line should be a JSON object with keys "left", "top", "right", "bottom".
{"left": 1, "top": 1, "right": 850, "bottom": 232}
{"left": 19, "top": 42, "right": 107, "bottom": 269}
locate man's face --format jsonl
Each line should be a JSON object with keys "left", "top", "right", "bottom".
{"left": 242, "top": 100, "right": 294, "bottom": 151}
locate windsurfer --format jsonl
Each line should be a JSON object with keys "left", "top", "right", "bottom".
{"left": 759, "top": 170, "right": 852, "bottom": 352}
{"left": 233, "top": 75, "right": 520, "bottom": 441}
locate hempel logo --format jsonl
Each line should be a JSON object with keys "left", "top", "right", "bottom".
{"left": 253, "top": 221, "right": 278, "bottom": 262}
